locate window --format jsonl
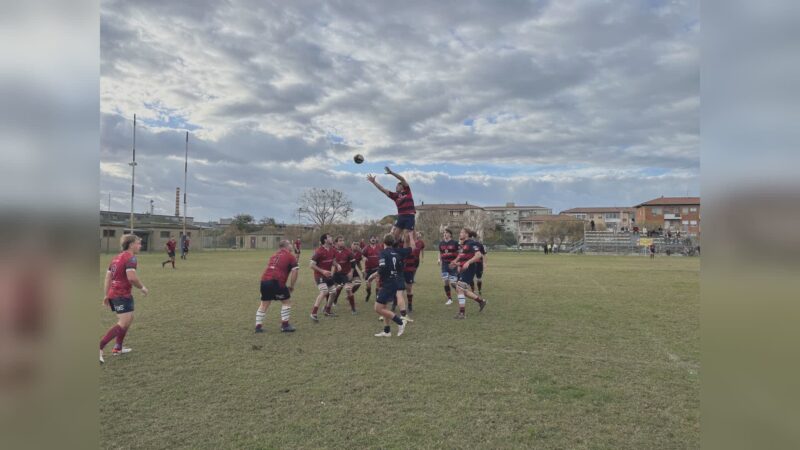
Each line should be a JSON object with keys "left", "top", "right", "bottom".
{"left": 262, "top": 237, "right": 266, "bottom": 242}
{"left": 160, "top": 231, "right": 171, "bottom": 238}
{"left": 651, "top": 207, "right": 662, "bottom": 215}
{"left": 690, "top": 207, "right": 697, "bottom": 212}
{"left": 605, "top": 212, "right": 619, "bottom": 219}
{"left": 103, "top": 229, "right": 116, "bottom": 237}
{"left": 682, "top": 220, "right": 689, "bottom": 225}
{"left": 682, "top": 207, "right": 689, "bottom": 214}
{"left": 690, "top": 220, "right": 697, "bottom": 225}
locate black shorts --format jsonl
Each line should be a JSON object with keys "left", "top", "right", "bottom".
{"left": 314, "top": 275, "right": 335, "bottom": 287}
{"left": 458, "top": 266, "right": 476, "bottom": 285}
{"left": 475, "top": 262, "right": 484, "bottom": 279}
{"left": 376, "top": 279, "right": 400, "bottom": 304}
{"left": 167, "top": 251, "right": 175, "bottom": 258}
{"left": 403, "top": 270, "right": 416, "bottom": 284}
{"left": 365, "top": 267, "right": 378, "bottom": 280}
{"left": 260, "top": 280, "right": 291, "bottom": 301}
{"left": 109, "top": 296, "right": 134, "bottom": 314}
{"left": 333, "top": 272, "right": 350, "bottom": 285}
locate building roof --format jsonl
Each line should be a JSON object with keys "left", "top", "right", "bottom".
{"left": 561, "top": 207, "right": 636, "bottom": 214}
{"left": 483, "top": 205, "right": 548, "bottom": 210}
{"left": 519, "top": 214, "right": 584, "bottom": 223}
{"left": 635, "top": 196, "right": 700, "bottom": 207}
{"left": 416, "top": 203, "right": 484, "bottom": 210}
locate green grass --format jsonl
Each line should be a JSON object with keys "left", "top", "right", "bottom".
{"left": 99, "top": 251, "right": 699, "bottom": 449}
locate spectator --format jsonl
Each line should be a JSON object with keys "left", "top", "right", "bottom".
{"left": 590, "top": 220, "right": 596, "bottom": 231}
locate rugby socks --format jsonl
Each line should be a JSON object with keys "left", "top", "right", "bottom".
{"left": 477, "top": 279, "right": 482, "bottom": 292}
{"left": 347, "top": 293, "right": 355, "bottom": 312}
{"left": 311, "top": 306, "right": 319, "bottom": 315}
{"left": 400, "top": 309, "right": 407, "bottom": 317}
{"left": 407, "top": 294, "right": 413, "bottom": 307}
{"left": 365, "top": 286, "right": 371, "bottom": 301}
{"left": 458, "top": 294, "right": 466, "bottom": 315}
{"left": 255, "top": 310, "right": 265, "bottom": 330}
{"left": 391, "top": 314, "right": 403, "bottom": 325}
{"left": 99, "top": 324, "right": 123, "bottom": 350}
{"left": 280, "top": 305, "right": 291, "bottom": 328}
{"left": 114, "top": 326, "right": 128, "bottom": 349}
{"left": 444, "top": 284, "right": 451, "bottom": 300}
{"left": 384, "top": 325, "right": 391, "bottom": 334}
{"left": 332, "top": 287, "right": 342, "bottom": 305}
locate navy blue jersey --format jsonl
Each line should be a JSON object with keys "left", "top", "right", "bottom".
{"left": 378, "top": 246, "right": 412, "bottom": 281}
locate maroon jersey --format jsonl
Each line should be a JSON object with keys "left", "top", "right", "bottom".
{"left": 439, "top": 239, "right": 459, "bottom": 263}
{"left": 294, "top": 239, "right": 301, "bottom": 252}
{"left": 311, "top": 245, "right": 337, "bottom": 273}
{"left": 351, "top": 249, "right": 363, "bottom": 269}
{"left": 334, "top": 247, "right": 354, "bottom": 274}
{"left": 183, "top": 238, "right": 190, "bottom": 250}
{"left": 107, "top": 251, "right": 137, "bottom": 298}
{"left": 166, "top": 240, "right": 176, "bottom": 252}
{"left": 362, "top": 243, "right": 384, "bottom": 270}
{"left": 456, "top": 239, "right": 481, "bottom": 264}
{"left": 403, "top": 241, "right": 424, "bottom": 272}
{"left": 359, "top": 239, "right": 366, "bottom": 249}
{"left": 387, "top": 185, "right": 416, "bottom": 215}
{"left": 261, "top": 248, "right": 298, "bottom": 287}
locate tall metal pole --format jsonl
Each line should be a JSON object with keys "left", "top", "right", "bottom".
{"left": 183, "top": 131, "right": 188, "bottom": 241}
{"left": 129, "top": 114, "right": 137, "bottom": 233}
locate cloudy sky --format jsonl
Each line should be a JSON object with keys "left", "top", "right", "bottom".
{"left": 100, "top": 0, "right": 698, "bottom": 223}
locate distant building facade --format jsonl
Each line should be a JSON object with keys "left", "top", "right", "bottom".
{"left": 560, "top": 207, "right": 636, "bottom": 231}
{"left": 634, "top": 196, "right": 701, "bottom": 235}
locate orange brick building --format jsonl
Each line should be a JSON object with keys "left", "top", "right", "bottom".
{"left": 634, "top": 196, "right": 700, "bottom": 235}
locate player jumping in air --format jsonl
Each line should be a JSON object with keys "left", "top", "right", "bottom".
{"left": 255, "top": 240, "right": 299, "bottom": 333}
{"left": 100, "top": 234, "right": 149, "bottom": 364}
{"left": 450, "top": 228, "right": 488, "bottom": 319}
{"left": 367, "top": 166, "right": 416, "bottom": 241}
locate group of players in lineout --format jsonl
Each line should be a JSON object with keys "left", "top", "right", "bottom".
{"left": 100, "top": 167, "right": 487, "bottom": 363}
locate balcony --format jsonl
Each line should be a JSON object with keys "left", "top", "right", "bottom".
{"left": 664, "top": 213, "right": 681, "bottom": 220}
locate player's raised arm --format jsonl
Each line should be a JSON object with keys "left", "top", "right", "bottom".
{"left": 367, "top": 173, "right": 392, "bottom": 196}
{"left": 384, "top": 166, "right": 408, "bottom": 187}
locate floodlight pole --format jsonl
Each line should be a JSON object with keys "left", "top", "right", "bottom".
{"left": 183, "top": 131, "right": 188, "bottom": 243}
{"left": 129, "top": 114, "right": 137, "bottom": 233}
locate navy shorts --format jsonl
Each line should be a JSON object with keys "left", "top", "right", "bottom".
{"left": 260, "top": 280, "right": 290, "bottom": 301}
{"left": 458, "top": 266, "right": 476, "bottom": 285}
{"left": 109, "top": 296, "right": 134, "bottom": 314}
{"left": 376, "top": 279, "right": 400, "bottom": 304}
{"left": 403, "top": 270, "right": 416, "bottom": 284}
{"left": 475, "top": 262, "right": 484, "bottom": 279}
{"left": 333, "top": 272, "right": 350, "bottom": 285}
{"left": 441, "top": 261, "right": 457, "bottom": 281}
{"left": 394, "top": 214, "right": 416, "bottom": 231}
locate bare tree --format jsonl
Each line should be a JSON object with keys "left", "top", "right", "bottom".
{"left": 537, "top": 220, "right": 584, "bottom": 246}
{"left": 415, "top": 209, "right": 451, "bottom": 241}
{"left": 297, "top": 188, "right": 353, "bottom": 229}
{"left": 461, "top": 209, "right": 495, "bottom": 240}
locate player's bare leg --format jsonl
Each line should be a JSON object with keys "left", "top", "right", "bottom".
{"left": 310, "top": 285, "right": 328, "bottom": 321}
{"left": 255, "top": 300, "right": 271, "bottom": 332}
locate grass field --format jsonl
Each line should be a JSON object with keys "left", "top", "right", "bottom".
{"left": 99, "top": 250, "right": 699, "bottom": 449}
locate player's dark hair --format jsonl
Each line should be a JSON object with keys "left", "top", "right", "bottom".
{"left": 383, "top": 234, "right": 395, "bottom": 246}
{"left": 320, "top": 233, "right": 329, "bottom": 245}
{"left": 444, "top": 228, "right": 453, "bottom": 236}
{"left": 462, "top": 227, "right": 473, "bottom": 236}
{"left": 468, "top": 230, "right": 478, "bottom": 238}
{"left": 336, "top": 235, "right": 344, "bottom": 242}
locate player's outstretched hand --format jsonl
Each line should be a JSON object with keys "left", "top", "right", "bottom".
{"left": 384, "top": 166, "right": 392, "bottom": 174}
{"left": 366, "top": 174, "right": 376, "bottom": 183}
